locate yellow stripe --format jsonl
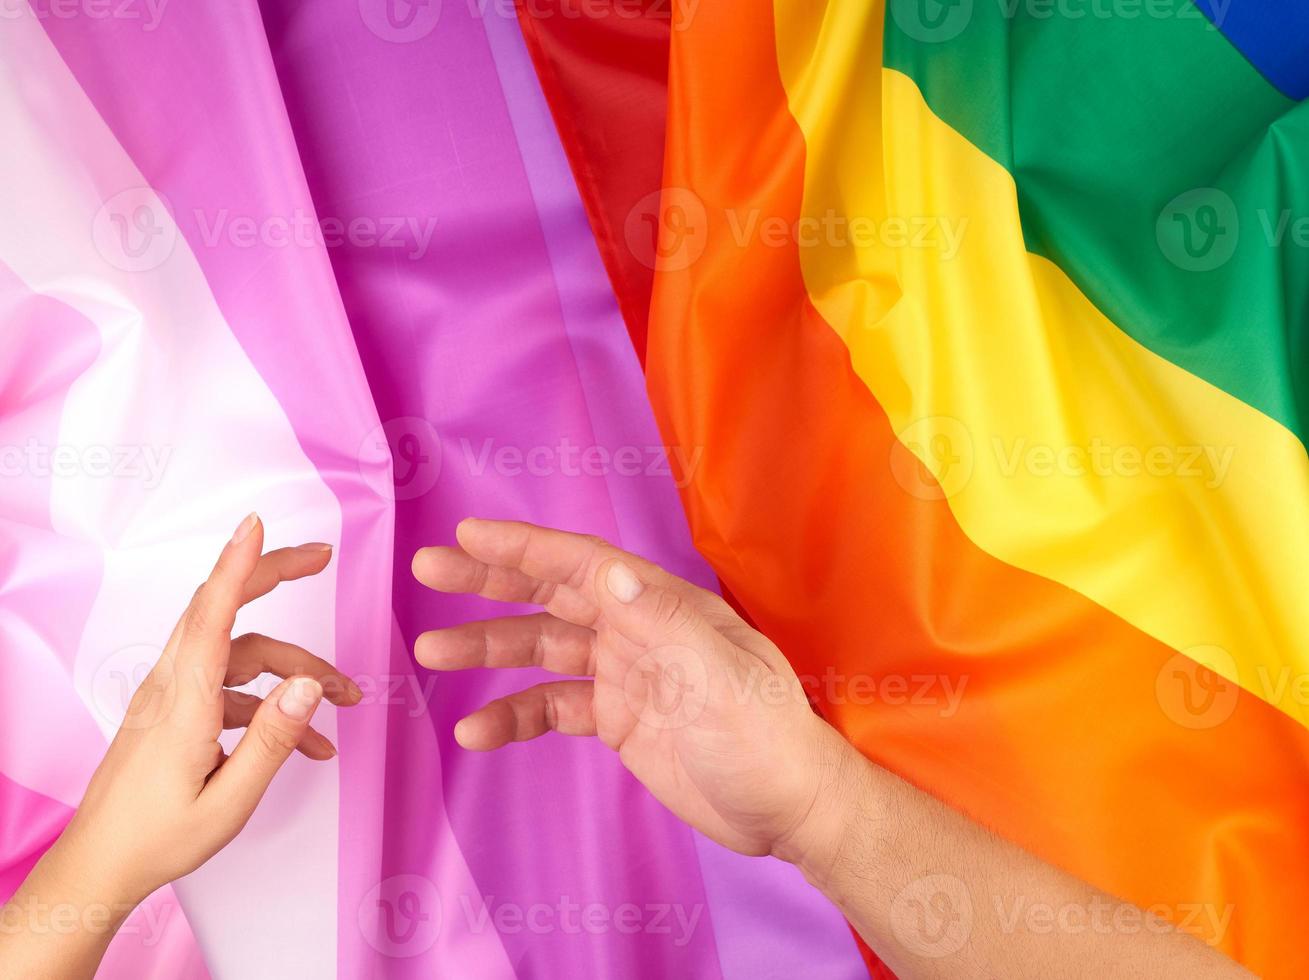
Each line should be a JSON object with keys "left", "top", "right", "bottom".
{"left": 773, "top": 0, "right": 1309, "bottom": 725}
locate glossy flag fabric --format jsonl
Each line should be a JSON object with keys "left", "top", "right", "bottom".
{"left": 516, "top": 0, "right": 1309, "bottom": 977}
{"left": 0, "top": 1, "right": 864, "bottom": 977}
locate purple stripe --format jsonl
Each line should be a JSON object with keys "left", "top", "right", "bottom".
{"left": 478, "top": 10, "right": 866, "bottom": 980}
{"left": 254, "top": 0, "right": 727, "bottom": 974}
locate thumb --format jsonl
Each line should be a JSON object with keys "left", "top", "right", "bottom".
{"left": 596, "top": 559, "right": 718, "bottom": 651}
{"left": 202, "top": 676, "right": 324, "bottom": 823}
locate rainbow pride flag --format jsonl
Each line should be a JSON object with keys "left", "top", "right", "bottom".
{"left": 522, "top": 0, "right": 1309, "bottom": 977}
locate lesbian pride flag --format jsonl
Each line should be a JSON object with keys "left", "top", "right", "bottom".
{"left": 0, "top": 1, "right": 863, "bottom": 976}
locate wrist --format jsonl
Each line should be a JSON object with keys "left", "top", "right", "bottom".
{"left": 0, "top": 831, "right": 142, "bottom": 979}
{"left": 39, "top": 827, "right": 148, "bottom": 919}
{"left": 771, "top": 719, "right": 881, "bottom": 891}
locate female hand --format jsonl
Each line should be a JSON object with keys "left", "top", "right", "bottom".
{"left": 0, "top": 513, "right": 360, "bottom": 979}
{"left": 412, "top": 518, "right": 855, "bottom": 863}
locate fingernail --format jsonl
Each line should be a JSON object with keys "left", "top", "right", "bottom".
{"left": 295, "top": 542, "right": 334, "bottom": 553}
{"left": 313, "top": 732, "right": 339, "bottom": 759}
{"left": 278, "top": 677, "right": 322, "bottom": 721}
{"left": 230, "top": 512, "right": 259, "bottom": 545}
{"left": 607, "top": 562, "right": 644, "bottom": 603}
{"left": 346, "top": 679, "right": 363, "bottom": 703}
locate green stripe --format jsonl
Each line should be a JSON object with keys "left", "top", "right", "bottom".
{"left": 884, "top": 0, "right": 1309, "bottom": 445}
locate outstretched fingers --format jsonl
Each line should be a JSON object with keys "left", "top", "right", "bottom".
{"left": 221, "top": 689, "right": 337, "bottom": 760}
{"left": 412, "top": 519, "right": 732, "bottom": 629}
{"left": 202, "top": 676, "right": 326, "bottom": 828}
{"left": 415, "top": 613, "right": 597, "bottom": 676}
{"left": 170, "top": 513, "right": 267, "bottom": 717}
{"left": 240, "top": 543, "right": 334, "bottom": 605}
{"left": 226, "top": 633, "right": 361, "bottom": 705}
{"left": 411, "top": 544, "right": 600, "bottom": 626}
{"left": 452, "top": 680, "right": 597, "bottom": 751}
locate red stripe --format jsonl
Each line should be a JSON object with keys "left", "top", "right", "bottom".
{"left": 513, "top": 0, "right": 671, "bottom": 360}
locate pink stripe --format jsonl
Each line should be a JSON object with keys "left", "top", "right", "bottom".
{"left": 0, "top": 261, "right": 105, "bottom": 805}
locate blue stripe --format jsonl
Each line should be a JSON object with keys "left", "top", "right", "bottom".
{"left": 1193, "top": 0, "right": 1309, "bottom": 99}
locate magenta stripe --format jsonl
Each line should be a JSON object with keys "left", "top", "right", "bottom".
{"left": 478, "top": 10, "right": 865, "bottom": 980}
{"left": 0, "top": 773, "right": 70, "bottom": 903}
{"left": 254, "top": 0, "right": 725, "bottom": 974}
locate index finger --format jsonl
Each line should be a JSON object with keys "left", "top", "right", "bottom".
{"left": 171, "top": 512, "right": 266, "bottom": 715}
{"left": 445, "top": 519, "right": 726, "bottom": 614}
{"left": 454, "top": 519, "right": 641, "bottom": 593}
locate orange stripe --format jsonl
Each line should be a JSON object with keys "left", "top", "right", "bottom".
{"left": 646, "top": 1, "right": 1309, "bottom": 975}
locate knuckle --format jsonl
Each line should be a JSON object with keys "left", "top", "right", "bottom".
{"left": 185, "top": 599, "right": 213, "bottom": 636}
{"left": 256, "top": 723, "right": 300, "bottom": 757}
{"left": 132, "top": 670, "right": 167, "bottom": 702}
{"left": 185, "top": 740, "right": 224, "bottom": 773}
{"left": 652, "top": 591, "right": 694, "bottom": 634}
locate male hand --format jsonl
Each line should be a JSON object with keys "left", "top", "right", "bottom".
{"left": 412, "top": 518, "right": 857, "bottom": 863}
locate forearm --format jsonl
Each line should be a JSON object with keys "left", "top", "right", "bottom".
{"left": 0, "top": 836, "right": 138, "bottom": 980}
{"left": 787, "top": 742, "right": 1251, "bottom": 980}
